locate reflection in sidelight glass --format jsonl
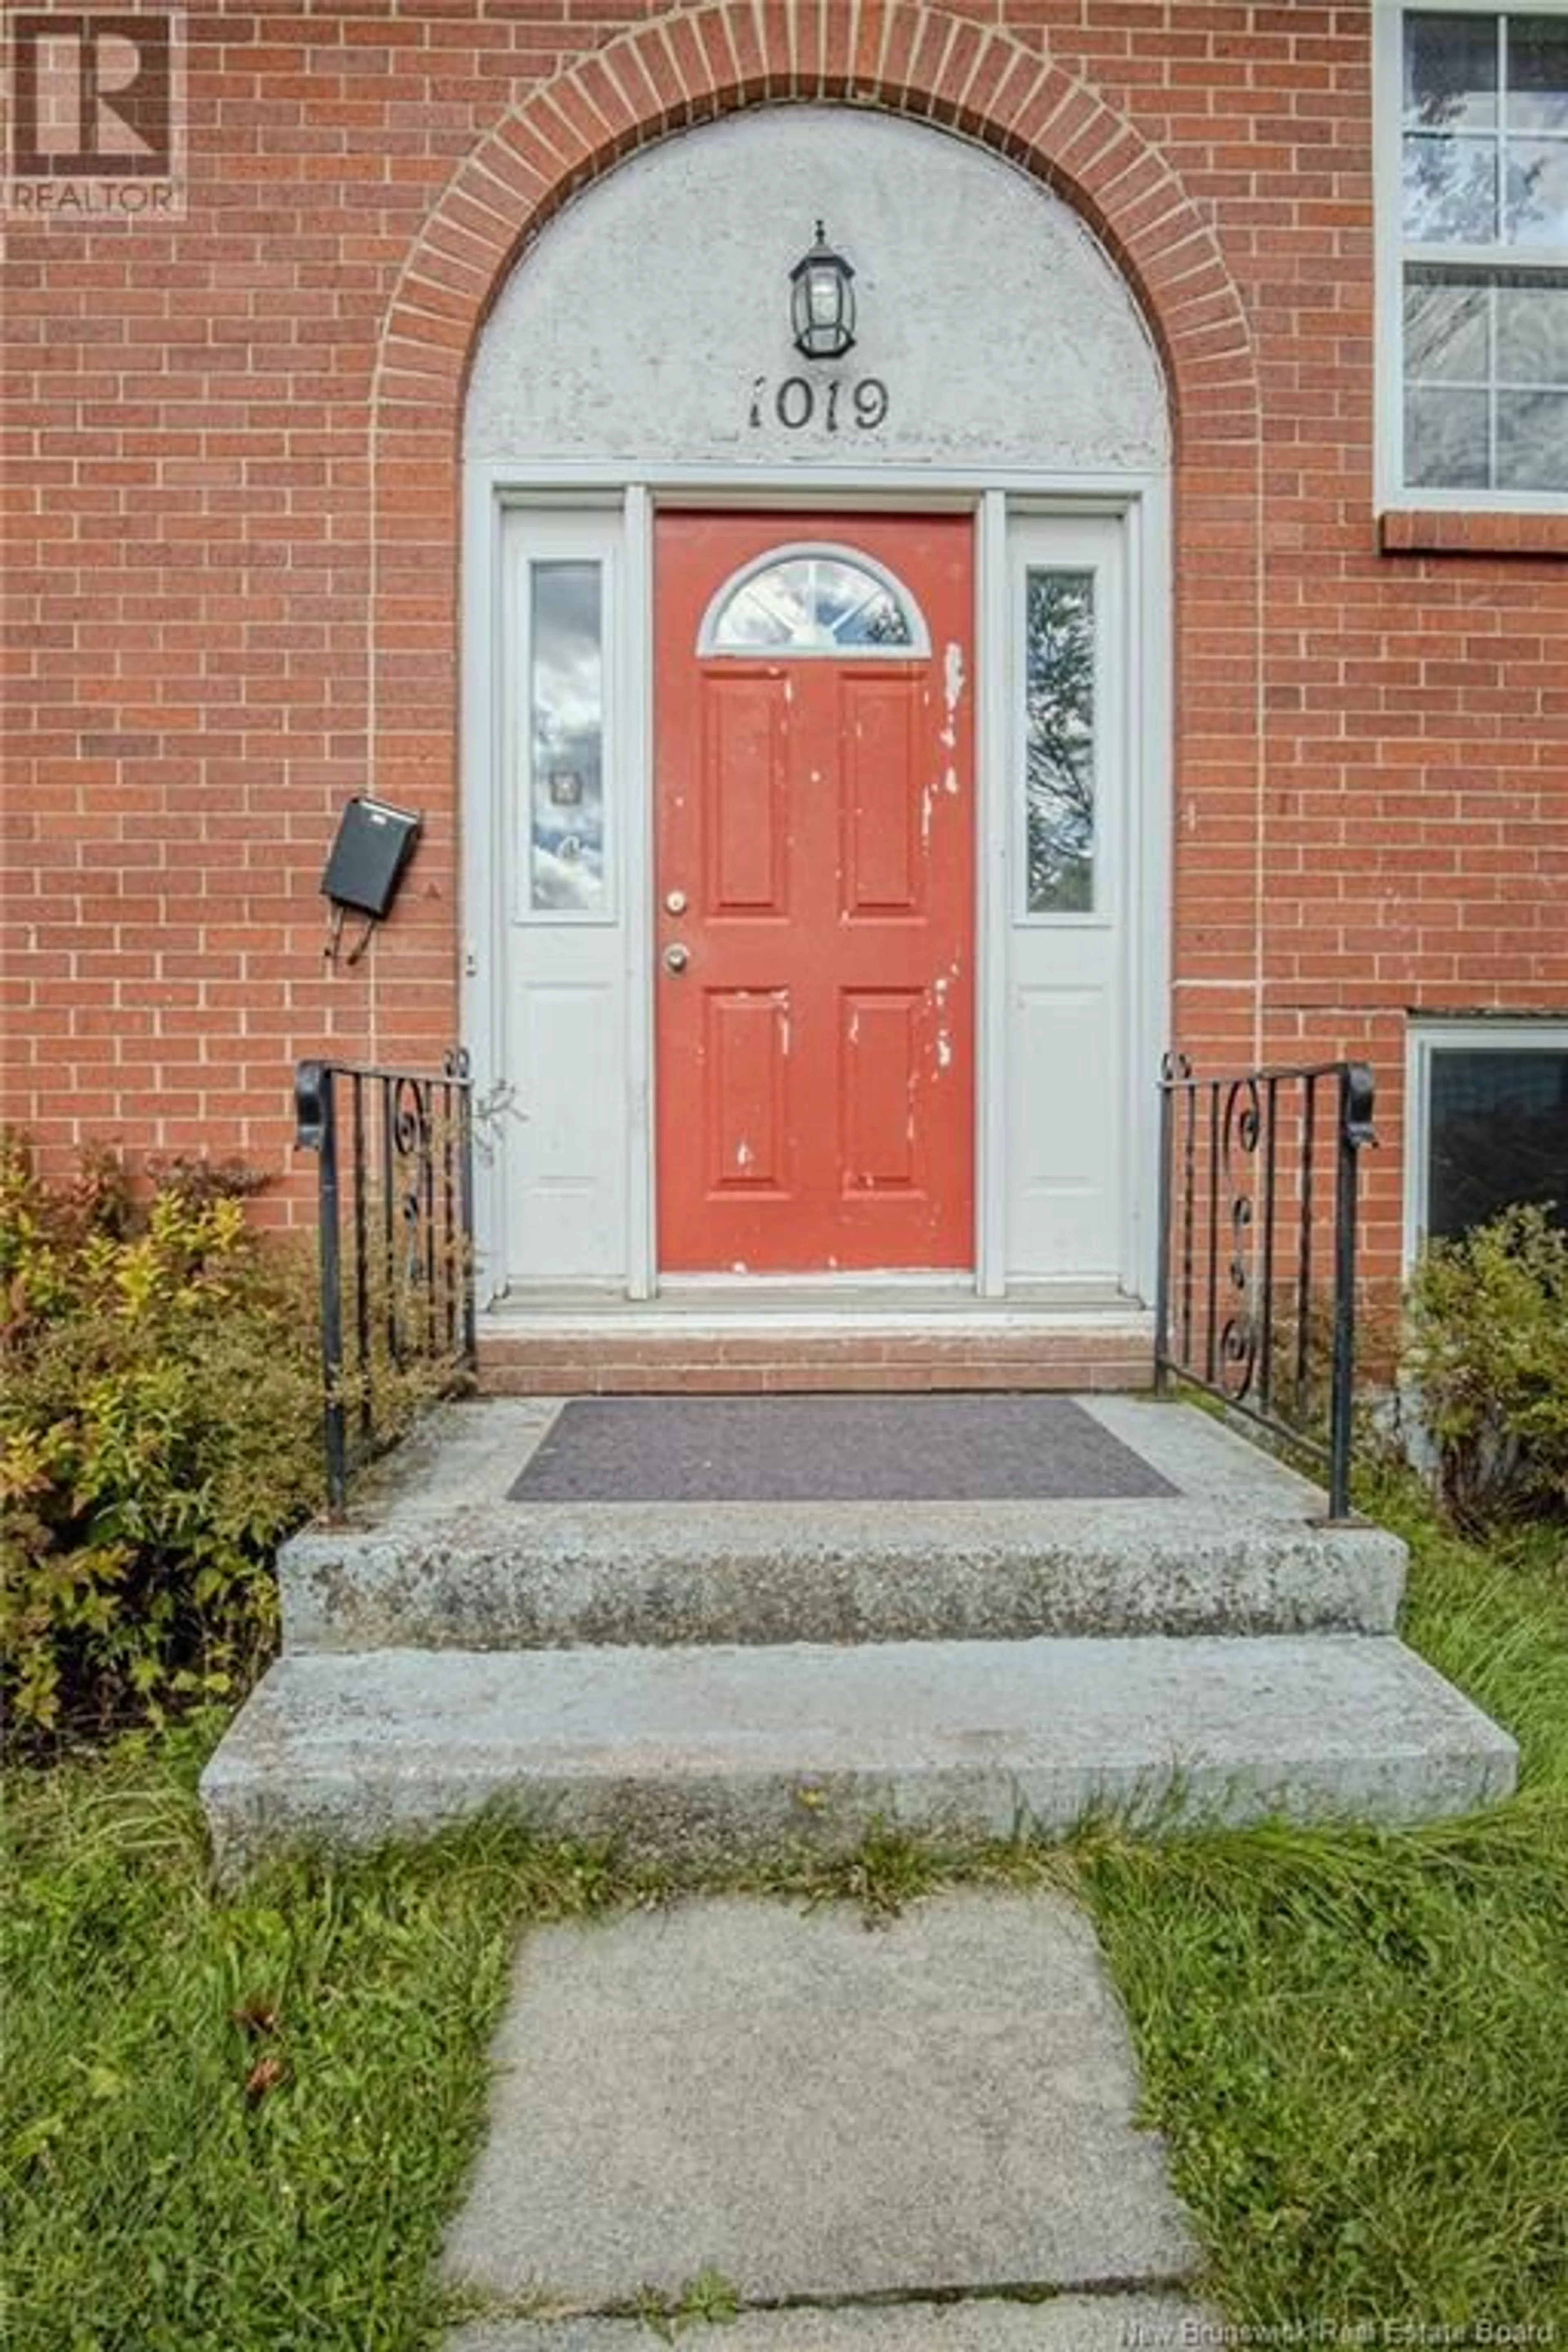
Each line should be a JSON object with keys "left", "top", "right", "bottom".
{"left": 529, "top": 561, "right": 606, "bottom": 914}
{"left": 1024, "top": 570, "right": 1096, "bottom": 915}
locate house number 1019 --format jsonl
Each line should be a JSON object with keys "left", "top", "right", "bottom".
{"left": 748, "top": 376, "right": 890, "bottom": 433}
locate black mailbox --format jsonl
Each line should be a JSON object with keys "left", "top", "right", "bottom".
{"left": 321, "top": 796, "right": 421, "bottom": 920}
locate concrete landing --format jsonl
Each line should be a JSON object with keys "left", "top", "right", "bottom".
{"left": 439, "top": 1892, "right": 1200, "bottom": 2310}
{"left": 279, "top": 1396, "right": 1408, "bottom": 1651}
{"left": 506, "top": 1393, "right": 1177, "bottom": 1502}
{"left": 202, "top": 1631, "right": 1517, "bottom": 1873}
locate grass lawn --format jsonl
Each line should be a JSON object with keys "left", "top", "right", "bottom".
{"left": 3, "top": 1485, "right": 1565, "bottom": 2349}
{"left": 1080, "top": 1486, "right": 1568, "bottom": 2333}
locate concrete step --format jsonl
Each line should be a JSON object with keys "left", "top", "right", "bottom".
{"left": 284, "top": 1505, "right": 1407, "bottom": 1650}
{"left": 201, "top": 1633, "right": 1518, "bottom": 1873}
{"left": 281, "top": 1395, "right": 1408, "bottom": 1651}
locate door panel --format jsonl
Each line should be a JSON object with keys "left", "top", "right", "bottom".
{"left": 841, "top": 676, "right": 924, "bottom": 912}
{"left": 655, "top": 513, "right": 974, "bottom": 1274}
{"left": 708, "top": 675, "right": 789, "bottom": 909}
{"left": 706, "top": 989, "right": 791, "bottom": 1196}
{"left": 843, "top": 991, "right": 924, "bottom": 1191}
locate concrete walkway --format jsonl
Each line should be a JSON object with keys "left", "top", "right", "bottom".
{"left": 440, "top": 1889, "right": 1218, "bottom": 2347}
{"left": 451, "top": 2310, "right": 1210, "bottom": 2350}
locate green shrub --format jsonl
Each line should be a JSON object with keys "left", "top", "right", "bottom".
{"left": 1400, "top": 1202, "right": 1568, "bottom": 1536}
{"left": 0, "top": 1141, "right": 324, "bottom": 1748}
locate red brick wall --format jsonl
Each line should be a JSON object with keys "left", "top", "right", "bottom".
{"left": 4, "top": 0, "right": 1566, "bottom": 1277}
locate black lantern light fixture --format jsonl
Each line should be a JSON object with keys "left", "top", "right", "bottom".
{"left": 790, "top": 220, "right": 856, "bottom": 361}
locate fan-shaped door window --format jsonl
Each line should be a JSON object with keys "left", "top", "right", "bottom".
{"left": 700, "top": 545, "right": 928, "bottom": 656}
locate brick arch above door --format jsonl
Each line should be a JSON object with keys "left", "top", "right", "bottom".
{"left": 463, "top": 107, "right": 1171, "bottom": 476}
{"left": 366, "top": 0, "right": 1262, "bottom": 795}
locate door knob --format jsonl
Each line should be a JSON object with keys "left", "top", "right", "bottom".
{"left": 663, "top": 943, "right": 690, "bottom": 974}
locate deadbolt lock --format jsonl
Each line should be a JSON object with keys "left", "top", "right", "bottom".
{"left": 664, "top": 889, "right": 688, "bottom": 915}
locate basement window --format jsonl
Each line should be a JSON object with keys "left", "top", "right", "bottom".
{"left": 1377, "top": 7, "right": 1568, "bottom": 508}
{"left": 1405, "top": 1020, "right": 1568, "bottom": 1258}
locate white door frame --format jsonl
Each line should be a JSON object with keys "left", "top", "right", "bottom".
{"left": 461, "top": 461, "right": 1172, "bottom": 1307}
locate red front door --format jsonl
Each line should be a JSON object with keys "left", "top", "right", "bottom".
{"left": 655, "top": 513, "right": 975, "bottom": 1274}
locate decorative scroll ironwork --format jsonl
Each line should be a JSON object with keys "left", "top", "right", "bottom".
{"left": 1155, "top": 1056, "right": 1376, "bottom": 1521}
{"left": 295, "top": 1052, "right": 476, "bottom": 1515}
{"left": 1217, "top": 1076, "right": 1263, "bottom": 1403}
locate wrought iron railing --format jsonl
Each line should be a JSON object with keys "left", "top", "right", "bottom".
{"left": 1154, "top": 1056, "right": 1376, "bottom": 1521}
{"left": 295, "top": 1053, "right": 477, "bottom": 1513}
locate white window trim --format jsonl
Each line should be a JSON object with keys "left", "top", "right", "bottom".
{"left": 1374, "top": 0, "right": 1568, "bottom": 516}
{"left": 1403, "top": 1016, "right": 1568, "bottom": 1265}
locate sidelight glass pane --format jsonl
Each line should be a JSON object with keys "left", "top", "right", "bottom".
{"left": 529, "top": 560, "right": 606, "bottom": 914}
{"left": 1426, "top": 1045, "right": 1568, "bottom": 1239}
{"left": 1023, "top": 569, "right": 1096, "bottom": 916}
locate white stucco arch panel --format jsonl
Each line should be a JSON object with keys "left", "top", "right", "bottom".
{"left": 463, "top": 108, "right": 1169, "bottom": 472}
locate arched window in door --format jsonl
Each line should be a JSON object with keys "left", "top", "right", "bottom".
{"left": 699, "top": 545, "right": 928, "bottom": 656}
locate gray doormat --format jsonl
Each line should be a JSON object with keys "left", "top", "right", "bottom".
{"left": 508, "top": 1395, "right": 1178, "bottom": 1505}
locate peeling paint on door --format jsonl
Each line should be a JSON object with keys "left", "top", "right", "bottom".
{"left": 655, "top": 511, "right": 975, "bottom": 1272}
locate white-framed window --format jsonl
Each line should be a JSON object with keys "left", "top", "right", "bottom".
{"left": 1375, "top": 4, "right": 1568, "bottom": 510}
{"left": 1404, "top": 1019, "right": 1568, "bottom": 1260}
